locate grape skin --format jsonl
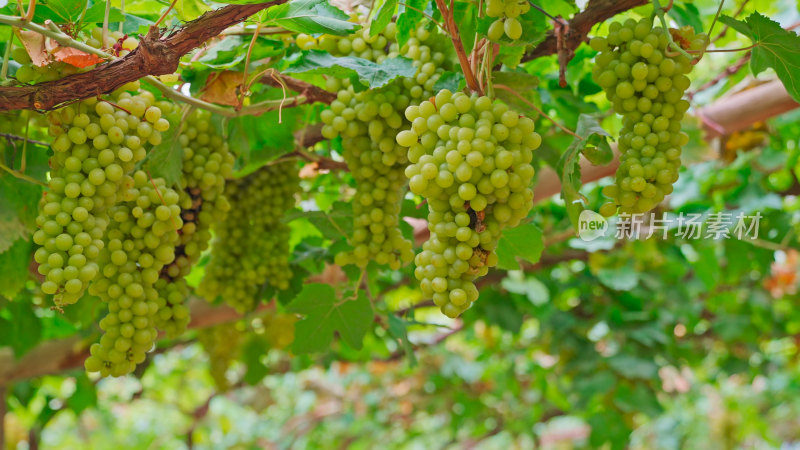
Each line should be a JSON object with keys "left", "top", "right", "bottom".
{"left": 591, "top": 18, "right": 707, "bottom": 216}
{"left": 396, "top": 90, "right": 540, "bottom": 318}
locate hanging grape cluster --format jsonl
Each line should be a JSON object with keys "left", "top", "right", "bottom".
{"left": 591, "top": 18, "right": 706, "bottom": 216}
{"left": 199, "top": 161, "right": 299, "bottom": 313}
{"left": 320, "top": 25, "right": 451, "bottom": 269}
{"left": 198, "top": 322, "right": 243, "bottom": 391}
{"left": 162, "top": 109, "right": 234, "bottom": 280}
{"left": 396, "top": 90, "right": 539, "bottom": 318}
{"left": 33, "top": 89, "right": 170, "bottom": 306}
{"left": 84, "top": 171, "right": 183, "bottom": 377}
{"left": 485, "top": 0, "right": 528, "bottom": 40}
{"left": 154, "top": 277, "right": 191, "bottom": 339}
{"left": 259, "top": 309, "right": 297, "bottom": 350}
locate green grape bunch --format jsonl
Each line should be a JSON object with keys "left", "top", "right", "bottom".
{"left": 396, "top": 90, "right": 540, "bottom": 318}
{"left": 33, "top": 88, "right": 171, "bottom": 306}
{"left": 85, "top": 171, "right": 183, "bottom": 377}
{"left": 198, "top": 322, "right": 243, "bottom": 392}
{"left": 162, "top": 109, "right": 234, "bottom": 280}
{"left": 199, "top": 161, "right": 300, "bottom": 313}
{"left": 154, "top": 277, "right": 191, "bottom": 339}
{"left": 485, "top": 0, "right": 530, "bottom": 41}
{"left": 322, "top": 25, "right": 450, "bottom": 270}
{"left": 590, "top": 19, "right": 707, "bottom": 216}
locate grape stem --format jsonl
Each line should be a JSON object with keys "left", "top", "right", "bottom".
{"left": 493, "top": 84, "right": 581, "bottom": 139}
{"left": 526, "top": 2, "right": 561, "bottom": 22}
{"left": 155, "top": 0, "right": 180, "bottom": 28}
{"left": 102, "top": 0, "right": 110, "bottom": 51}
{"left": 0, "top": 133, "right": 49, "bottom": 147}
{"left": 238, "top": 21, "right": 263, "bottom": 110}
{"left": 432, "top": 0, "right": 481, "bottom": 94}
{"left": 0, "top": 161, "right": 47, "bottom": 187}
{"left": 119, "top": 0, "right": 125, "bottom": 34}
{"left": 708, "top": 0, "right": 725, "bottom": 38}
{"left": 652, "top": 0, "right": 695, "bottom": 61}
{"left": 1, "top": 33, "right": 11, "bottom": 80}
{"left": 397, "top": 3, "right": 449, "bottom": 36}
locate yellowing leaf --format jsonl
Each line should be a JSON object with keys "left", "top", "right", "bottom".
{"left": 199, "top": 71, "right": 244, "bottom": 106}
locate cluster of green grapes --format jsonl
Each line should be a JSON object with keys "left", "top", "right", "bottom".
{"left": 33, "top": 89, "right": 169, "bottom": 306}
{"left": 85, "top": 171, "right": 183, "bottom": 377}
{"left": 154, "top": 277, "right": 191, "bottom": 339}
{"left": 485, "top": 0, "right": 529, "bottom": 40}
{"left": 198, "top": 322, "right": 243, "bottom": 391}
{"left": 199, "top": 161, "right": 299, "bottom": 313}
{"left": 322, "top": 26, "right": 450, "bottom": 269}
{"left": 296, "top": 23, "right": 397, "bottom": 63}
{"left": 591, "top": 19, "right": 706, "bottom": 216}
{"left": 259, "top": 309, "right": 297, "bottom": 350}
{"left": 162, "top": 109, "right": 234, "bottom": 280}
{"left": 396, "top": 90, "right": 540, "bottom": 318}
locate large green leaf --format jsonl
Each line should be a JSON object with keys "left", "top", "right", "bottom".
{"left": 285, "top": 51, "right": 417, "bottom": 90}
{"left": 370, "top": 0, "right": 397, "bottom": 37}
{"left": 0, "top": 238, "right": 31, "bottom": 298}
{"left": 284, "top": 202, "right": 353, "bottom": 241}
{"left": 0, "top": 295, "right": 42, "bottom": 358}
{"left": 287, "top": 283, "right": 372, "bottom": 353}
{"left": 265, "top": 0, "right": 355, "bottom": 35}
{"left": 144, "top": 122, "right": 184, "bottom": 187}
{"left": 720, "top": 13, "right": 800, "bottom": 103}
{"left": 494, "top": 222, "right": 544, "bottom": 270}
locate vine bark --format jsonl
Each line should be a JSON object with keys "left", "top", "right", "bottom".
{"left": 0, "top": 2, "right": 286, "bottom": 112}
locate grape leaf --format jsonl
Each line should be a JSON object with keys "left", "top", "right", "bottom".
{"left": 66, "top": 374, "right": 97, "bottom": 415}
{"left": 0, "top": 238, "right": 31, "bottom": 297}
{"left": 370, "top": 0, "right": 397, "bottom": 37}
{"left": 387, "top": 315, "right": 417, "bottom": 366}
{"left": 285, "top": 51, "right": 417, "bottom": 90}
{"left": 557, "top": 113, "right": 612, "bottom": 228}
{"left": 242, "top": 335, "right": 270, "bottom": 384}
{"left": 144, "top": 123, "right": 183, "bottom": 187}
{"left": 668, "top": 3, "right": 703, "bottom": 33}
{"left": 0, "top": 295, "right": 42, "bottom": 358}
{"left": 433, "top": 71, "right": 465, "bottom": 93}
{"left": 395, "top": 0, "right": 424, "bottom": 47}
{"left": 596, "top": 266, "right": 639, "bottom": 291}
{"left": 174, "top": 0, "right": 210, "bottom": 22}
{"left": 720, "top": 13, "right": 800, "bottom": 103}
{"left": 495, "top": 222, "right": 544, "bottom": 270}
{"left": 287, "top": 283, "right": 372, "bottom": 353}
{"left": 285, "top": 202, "right": 353, "bottom": 240}
{"left": 81, "top": 2, "right": 125, "bottom": 25}
{"left": 264, "top": 0, "right": 356, "bottom": 36}
{"left": 32, "top": 0, "right": 86, "bottom": 23}
{"left": 0, "top": 144, "right": 46, "bottom": 252}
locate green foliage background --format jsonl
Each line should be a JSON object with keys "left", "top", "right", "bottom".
{"left": 1, "top": 0, "right": 800, "bottom": 448}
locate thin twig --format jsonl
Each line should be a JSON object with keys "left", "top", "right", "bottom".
{"left": 1, "top": 33, "right": 12, "bottom": 80}
{"left": 712, "top": 0, "right": 749, "bottom": 43}
{"left": 155, "top": 0, "right": 180, "bottom": 27}
{"left": 238, "top": 21, "right": 263, "bottom": 110}
{"left": 398, "top": 2, "right": 448, "bottom": 35}
{"left": 708, "top": 0, "right": 726, "bottom": 38}
{"left": 102, "top": 0, "right": 111, "bottom": 50}
{"left": 527, "top": 1, "right": 560, "bottom": 22}
{"left": 0, "top": 161, "right": 47, "bottom": 187}
{"left": 493, "top": 84, "right": 581, "bottom": 138}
